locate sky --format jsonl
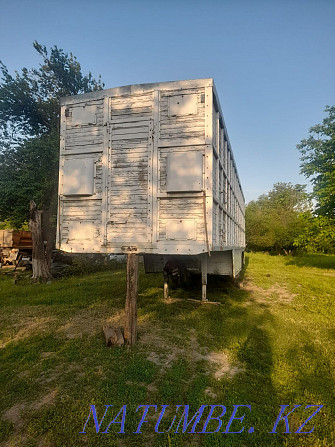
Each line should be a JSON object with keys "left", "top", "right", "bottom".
{"left": 0, "top": 0, "right": 334, "bottom": 203}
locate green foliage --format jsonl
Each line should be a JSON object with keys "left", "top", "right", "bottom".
{"left": 297, "top": 105, "right": 335, "bottom": 218}
{"left": 0, "top": 41, "right": 104, "bottom": 147}
{"left": 0, "top": 220, "right": 29, "bottom": 230}
{"left": 0, "top": 132, "right": 59, "bottom": 227}
{"left": 245, "top": 182, "right": 310, "bottom": 253}
{"left": 294, "top": 213, "right": 335, "bottom": 253}
{"left": 0, "top": 219, "right": 13, "bottom": 230}
{"left": 65, "top": 254, "right": 125, "bottom": 277}
{"left": 247, "top": 107, "right": 335, "bottom": 255}
{"left": 0, "top": 42, "right": 104, "bottom": 227}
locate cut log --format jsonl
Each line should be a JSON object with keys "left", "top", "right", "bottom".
{"left": 103, "top": 326, "right": 117, "bottom": 346}
{"left": 103, "top": 325, "right": 124, "bottom": 347}
{"left": 115, "top": 327, "right": 125, "bottom": 346}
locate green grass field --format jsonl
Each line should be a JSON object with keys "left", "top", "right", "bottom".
{"left": 0, "top": 253, "right": 334, "bottom": 446}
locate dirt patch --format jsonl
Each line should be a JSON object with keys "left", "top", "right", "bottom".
{"left": 125, "top": 380, "right": 158, "bottom": 394}
{"left": 18, "top": 370, "right": 30, "bottom": 379}
{"left": 36, "top": 372, "right": 59, "bottom": 384}
{"left": 147, "top": 383, "right": 158, "bottom": 393}
{"left": 202, "top": 351, "right": 244, "bottom": 379}
{"left": 37, "top": 435, "right": 55, "bottom": 447}
{"left": 3, "top": 389, "right": 58, "bottom": 423}
{"left": 146, "top": 351, "right": 161, "bottom": 366}
{"left": 241, "top": 279, "right": 297, "bottom": 305}
{"left": 139, "top": 331, "right": 186, "bottom": 368}
{"left": 33, "top": 360, "right": 85, "bottom": 385}
{"left": 3, "top": 403, "right": 26, "bottom": 429}
{"left": 3, "top": 403, "right": 29, "bottom": 447}
{"left": 34, "top": 389, "right": 58, "bottom": 411}
{"left": 3, "top": 389, "right": 58, "bottom": 446}
{"left": 139, "top": 328, "right": 244, "bottom": 380}
{"left": 40, "top": 352, "right": 54, "bottom": 359}
{"left": 205, "top": 387, "right": 217, "bottom": 399}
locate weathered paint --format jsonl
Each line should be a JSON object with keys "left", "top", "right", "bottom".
{"left": 57, "top": 79, "right": 245, "bottom": 274}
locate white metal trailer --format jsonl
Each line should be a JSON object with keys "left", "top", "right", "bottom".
{"left": 56, "top": 78, "right": 245, "bottom": 299}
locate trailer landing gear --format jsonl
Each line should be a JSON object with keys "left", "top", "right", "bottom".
{"left": 162, "top": 256, "right": 208, "bottom": 302}
{"left": 201, "top": 253, "right": 208, "bottom": 302}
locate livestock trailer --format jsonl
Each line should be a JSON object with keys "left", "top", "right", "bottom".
{"left": 56, "top": 78, "right": 245, "bottom": 299}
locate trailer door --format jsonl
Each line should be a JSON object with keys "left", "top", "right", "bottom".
{"left": 107, "top": 92, "right": 154, "bottom": 245}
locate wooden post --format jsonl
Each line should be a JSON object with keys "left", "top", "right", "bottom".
{"left": 201, "top": 253, "right": 208, "bottom": 302}
{"left": 124, "top": 253, "right": 139, "bottom": 346}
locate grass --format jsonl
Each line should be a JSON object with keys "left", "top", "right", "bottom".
{"left": 0, "top": 253, "right": 334, "bottom": 446}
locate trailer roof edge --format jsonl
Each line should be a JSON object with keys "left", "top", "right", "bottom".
{"left": 60, "top": 78, "right": 214, "bottom": 105}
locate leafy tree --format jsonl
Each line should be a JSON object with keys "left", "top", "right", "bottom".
{"left": 0, "top": 41, "right": 104, "bottom": 150}
{"left": 0, "top": 42, "right": 104, "bottom": 278}
{"left": 0, "top": 132, "right": 59, "bottom": 228}
{"left": 294, "top": 213, "right": 335, "bottom": 254}
{"left": 245, "top": 199, "right": 277, "bottom": 250}
{"left": 245, "top": 183, "right": 310, "bottom": 254}
{"left": 297, "top": 106, "right": 335, "bottom": 218}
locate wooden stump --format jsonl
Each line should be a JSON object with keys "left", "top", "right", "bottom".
{"left": 103, "top": 326, "right": 124, "bottom": 347}
{"left": 124, "top": 253, "right": 138, "bottom": 346}
{"left": 29, "top": 201, "right": 52, "bottom": 281}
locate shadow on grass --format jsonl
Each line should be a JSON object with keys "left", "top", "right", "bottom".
{"left": 138, "top": 267, "right": 273, "bottom": 352}
{"left": 137, "top": 274, "right": 288, "bottom": 445}
{"left": 285, "top": 253, "right": 335, "bottom": 270}
{"left": 286, "top": 341, "right": 335, "bottom": 408}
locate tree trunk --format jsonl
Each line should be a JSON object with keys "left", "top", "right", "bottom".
{"left": 29, "top": 201, "right": 52, "bottom": 281}
{"left": 42, "top": 208, "right": 54, "bottom": 271}
{"left": 124, "top": 253, "right": 138, "bottom": 346}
